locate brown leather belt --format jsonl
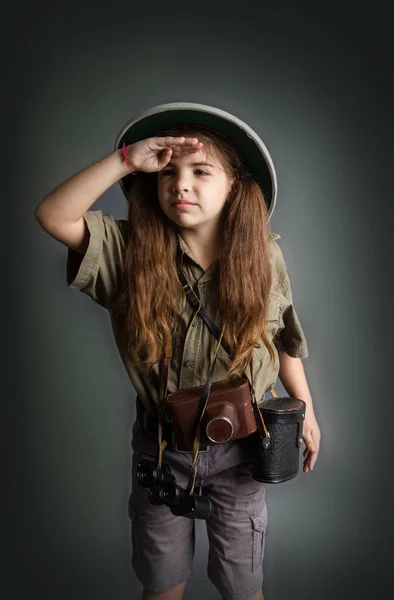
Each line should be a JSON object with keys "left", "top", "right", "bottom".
{"left": 136, "top": 396, "right": 209, "bottom": 453}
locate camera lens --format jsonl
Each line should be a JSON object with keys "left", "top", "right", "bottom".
{"left": 206, "top": 416, "right": 234, "bottom": 443}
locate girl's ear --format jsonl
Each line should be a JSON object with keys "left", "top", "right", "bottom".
{"left": 229, "top": 174, "right": 236, "bottom": 192}
{"left": 225, "top": 178, "right": 236, "bottom": 204}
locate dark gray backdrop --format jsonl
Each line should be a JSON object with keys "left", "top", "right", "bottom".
{"left": 3, "top": 1, "right": 393, "bottom": 599}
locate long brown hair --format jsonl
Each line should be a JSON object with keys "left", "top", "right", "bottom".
{"left": 112, "top": 125, "right": 276, "bottom": 378}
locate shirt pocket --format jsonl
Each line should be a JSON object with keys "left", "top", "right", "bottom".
{"left": 255, "top": 293, "right": 282, "bottom": 359}
{"left": 265, "top": 293, "right": 282, "bottom": 337}
{"left": 252, "top": 294, "right": 282, "bottom": 392}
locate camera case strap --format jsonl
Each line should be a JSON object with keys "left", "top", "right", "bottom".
{"left": 155, "top": 267, "right": 273, "bottom": 492}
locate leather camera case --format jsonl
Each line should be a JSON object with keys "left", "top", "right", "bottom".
{"left": 164, "top": 375, "right": 257, "bottom": 451}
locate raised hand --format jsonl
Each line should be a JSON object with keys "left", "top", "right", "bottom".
{"left": 126, "top": 136, "right": 204, "bottom": 173}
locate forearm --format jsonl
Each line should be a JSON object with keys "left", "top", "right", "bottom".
{"left": 34, "top": 148, "right": 131, "bottom": 226}
{"left": 277, "top": 350, "right": 315, "bottom": 416}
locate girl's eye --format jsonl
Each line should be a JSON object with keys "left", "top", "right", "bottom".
{"left": 160, "top": 169, "right": 209, "bottom": 177}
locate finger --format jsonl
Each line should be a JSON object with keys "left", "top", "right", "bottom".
{"left": 171, "top": 142, "right": 202, "bottom": 153}
{"left": 171, "top": 141, "right": 203, "bottom": 153}
{"left": 179, "top": 141, "right": 203, "bottom": 151}
{"left": 171, "top": 147, "right": 203, "bottom": 158}
{"left": 153, "top": 136, "right": 186, "bottom": 147}
{"left": 305, "top": 451, "right": 318, "bottom": 471}
{"left": 307, "top": 449, "right": 319, "bottom": 471}
{"left": 179, "top": 138, "right": 203, "bottom": 146}
{"left": 157, "top": 148, "right": 173, "bottom": 168}
{"left": 154, "top": 136, "right": 201, "bottom": 148}
{"left": 148, "top": 137, "right": 186, "bottom": 153}
{"left": 308, "top": 457, "right": 316, "bottom": 471}
{"left": 170, "top": 145, "right": 204, "bottom": 159}
{"left": 302, "top": 446, "right": 318, "bottom": 472}
{"left": 303, "top": 454, "right": 315, "bottom": 473}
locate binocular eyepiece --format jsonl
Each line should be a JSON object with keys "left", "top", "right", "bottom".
{"left": 136, "top": 458, "right": 212, "bottom": 519}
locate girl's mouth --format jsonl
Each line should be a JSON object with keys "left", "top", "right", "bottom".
{"left": 173, "top": 202, "right": 196, "bottom": 209}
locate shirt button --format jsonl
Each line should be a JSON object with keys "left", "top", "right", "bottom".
{"left": 192, "top": 320, "right": 197, "bottom": 327}
{"left": 184, "top": 360, "right": 193, "bottom": 368}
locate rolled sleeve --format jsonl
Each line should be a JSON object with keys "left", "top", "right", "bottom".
{"left": 271, "top": 241, "right": 309, "bottom": 359}
{"left": 66, "top": 210, "right": 128, "bottom": 309}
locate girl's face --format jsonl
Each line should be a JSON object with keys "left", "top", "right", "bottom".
{"left": 157, "top": 147, "right": 233, "bottom": 231}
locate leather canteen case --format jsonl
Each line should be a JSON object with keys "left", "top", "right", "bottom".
{"left": 164, "top": 375, "right": 257, "bottom": 451}
{"left": 253, "top": 396, "right": 306, "bottom": 483}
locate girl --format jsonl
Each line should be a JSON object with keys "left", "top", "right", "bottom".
{"left": 35, "top": 102, "right": 321, "bottom": 600}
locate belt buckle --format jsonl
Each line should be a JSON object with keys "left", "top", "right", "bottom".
{"left": 171, "top": 431, "right": 210, "bottom": 453}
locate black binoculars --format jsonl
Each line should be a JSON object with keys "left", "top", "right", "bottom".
{"left": 136, "top": 458, "right": 212, "bottom": 519}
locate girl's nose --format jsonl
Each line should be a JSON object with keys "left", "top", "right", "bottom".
{"left": 172, "top": 178, "right": 190, "bottom": 192}
{"left": 171, "top": 170, "right": 192, "bottom": 191}
{"left": 172, "top": 185, "right": 190, "bottom": 193}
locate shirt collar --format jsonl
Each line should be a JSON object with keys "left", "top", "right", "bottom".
{"left": 177, "top": 233, "right": 219, "bottom": 283}
{"left": 177, "top": 231, "right": 281, "bottom": 284}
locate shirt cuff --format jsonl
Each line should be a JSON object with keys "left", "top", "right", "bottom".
{"left": 66, "top": 210, "right": 104, "bottom": 290}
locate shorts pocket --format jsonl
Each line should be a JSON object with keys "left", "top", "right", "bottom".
{"left": 128, "top": 507, "right": 140, "bottom": 567}
{"left": 250, "top": 504, "right": 268, "bottom": 572}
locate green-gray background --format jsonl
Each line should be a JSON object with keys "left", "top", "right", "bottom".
{"left": 3, "top": 1, "right": 393, "bottom": 599}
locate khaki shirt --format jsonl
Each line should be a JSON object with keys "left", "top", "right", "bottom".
{"left": 67, "top": 210, "right": 308, "bottom": 414}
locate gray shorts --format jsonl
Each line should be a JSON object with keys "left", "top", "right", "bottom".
{"left": 128, "top": 421, "right": 268, "bottom": 600}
